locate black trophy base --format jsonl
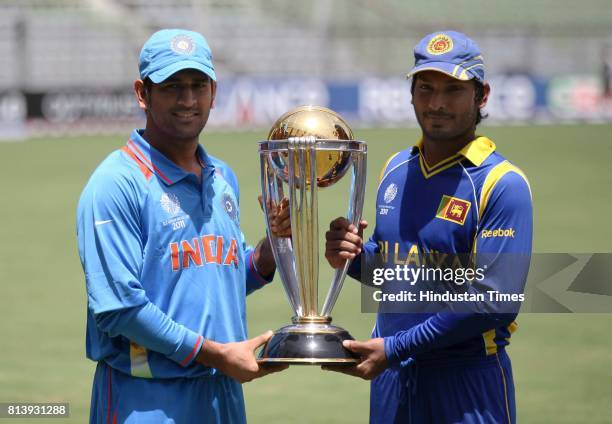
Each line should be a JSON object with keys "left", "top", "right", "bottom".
{"left": 257, "top": 318, "right": 359, "bottom": 365}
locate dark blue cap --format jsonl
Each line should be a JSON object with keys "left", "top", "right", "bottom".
{"left": 139, "top": 29, "right": 216, "bottom": 83}
{"left": 407, "top": 31, "right": 485, "bottom": 83}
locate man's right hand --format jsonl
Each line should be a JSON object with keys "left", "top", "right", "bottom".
{"left": 196, "top": 330, "right": 287, "bottom": 383}
{"left": 325, "top": 217, "right": 368, "bottom": 269}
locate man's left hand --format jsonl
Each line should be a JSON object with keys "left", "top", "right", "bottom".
{"left": 258, "top": 196, "right": 291, "bottom": 238}
{"left": 253, "top": 197, "right": 291, "bottom": 277}
{"left": 323, "top": 338, "right": 388, "bottom": 380}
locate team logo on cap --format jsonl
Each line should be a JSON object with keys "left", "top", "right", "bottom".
{"left": 170, "top": 35, "right": 195, "bottom": 55}
{"left": 427, "top": 34, "right": 453, "bottom": 55}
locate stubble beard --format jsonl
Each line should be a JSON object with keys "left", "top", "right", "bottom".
{"left": 418, "top": 106, "right": 478, "bottom": 144}
{"left": 150, "top": 111, "right": 208, "bottom": 145}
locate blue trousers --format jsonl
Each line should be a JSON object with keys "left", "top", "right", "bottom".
{"left": 370, "top": 350, "right": 516, "bottom": 424}
{"left": 90, "top": 362, "right": 246, "bottom": 424}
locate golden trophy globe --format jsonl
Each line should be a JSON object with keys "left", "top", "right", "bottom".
{"left": 258, "top": 105, "right": 367, "bottom": 364}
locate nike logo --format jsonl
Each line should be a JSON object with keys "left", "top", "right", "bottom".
{"left": 95, "top": 219, "right": 113, "bottom": 226}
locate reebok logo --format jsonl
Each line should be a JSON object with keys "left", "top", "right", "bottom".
{"left": 481, "top": 228, "right": 516, "bottom": 238}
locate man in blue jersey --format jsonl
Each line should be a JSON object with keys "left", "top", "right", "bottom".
{"left": 77, "top": 29, "right": 288, "bottom": 423}
{"left": 324, "top": 31, "right": 532, "bottom": 423}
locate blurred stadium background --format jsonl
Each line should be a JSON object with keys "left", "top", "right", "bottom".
{"left": 1, "top": 0, "right": 612, "bottom": 138}
{"left": 1, "top": 1, "right": 611, "bottom": 423}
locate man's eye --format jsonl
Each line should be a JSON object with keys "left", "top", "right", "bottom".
{"left": 162, "top": 84, "right": 180, "bottom": 90}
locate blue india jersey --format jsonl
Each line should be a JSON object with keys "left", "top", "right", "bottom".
{"left": 349, "top": 136, "right": 533, "bottom": 364}
{"left": 77, "top": 129, "right": 271, "bottom": 379}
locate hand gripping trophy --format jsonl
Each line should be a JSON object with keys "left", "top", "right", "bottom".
{"left": 258, "top": 105, "right": 367, "bottom": 365}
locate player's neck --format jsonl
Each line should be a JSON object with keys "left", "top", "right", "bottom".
{"left": 143, "top": 130, "right": 202, "bottom": 179}
{"left": 421, "top": 132, "right": 475, "bottom": 167}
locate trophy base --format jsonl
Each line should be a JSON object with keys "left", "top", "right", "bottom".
{"left": 257, "top": 317, "right": 359, "bottom": 365}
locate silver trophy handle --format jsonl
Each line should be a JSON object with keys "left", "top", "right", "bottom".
{"left": 260, "top": 152, "right": 301, "bottom": 316}
{"left": 321, "top": 150, "right": 367, "bottom": 317}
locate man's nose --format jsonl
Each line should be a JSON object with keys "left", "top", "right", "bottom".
{"left": 428, "top": 90, "right": 446, "bottom": 111}
{"left": 177, "top": 87, "right": 197, "bottom": 107}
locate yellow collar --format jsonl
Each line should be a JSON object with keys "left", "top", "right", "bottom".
{"left": 414, "top": 136, "right": 496, "bottom": 167}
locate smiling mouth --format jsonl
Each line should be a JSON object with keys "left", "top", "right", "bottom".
{"left": 173, "top": 112, "right": 199, "bottom": 119}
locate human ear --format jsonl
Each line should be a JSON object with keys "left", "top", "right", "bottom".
{"left": 134, "top": 79, "right": 149, "bottom": 111}
{"left": 478, "top": 82, "right": 491, "bottom": 108}
{"left": 210, "top": 81, "right": 217, "bottom": 109}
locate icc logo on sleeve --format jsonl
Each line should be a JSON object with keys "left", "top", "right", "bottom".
{"left": 383, "top": 183, "right": 398, "bottom": 204}
{"left": 379, "top": 183, "right": 398, "bottom": 216}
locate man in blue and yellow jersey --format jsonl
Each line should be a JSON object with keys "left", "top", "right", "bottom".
{"left": 324, "top": 30, "right": 532, "bottom": 423}
{"left": 77, "top": 29, "right": 288, "bottom": 423}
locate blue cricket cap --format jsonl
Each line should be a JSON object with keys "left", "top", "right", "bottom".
{"left": 139, "top": 29, "right": 216, "bottom": 83}
{"left": 407, "top": 30, "right": 485, "bottom": 83}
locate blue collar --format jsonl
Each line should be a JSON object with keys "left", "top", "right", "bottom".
{"left": 126, "top": 129, "right": 215, "bottom": 185}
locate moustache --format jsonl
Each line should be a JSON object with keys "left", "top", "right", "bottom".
{"left": 424, "top": 111, "right": 453, "bottom": 119}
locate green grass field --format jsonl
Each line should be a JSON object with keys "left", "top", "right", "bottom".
{"left": 0, "top": 124, "right": 611, "bottom": 423}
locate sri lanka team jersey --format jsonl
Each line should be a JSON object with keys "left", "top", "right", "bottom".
{"left": 77, "top": 129, "right": 271, "bottom": 379}
{"left": 349, "top": 136, "right": 533, "bottom": 365}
